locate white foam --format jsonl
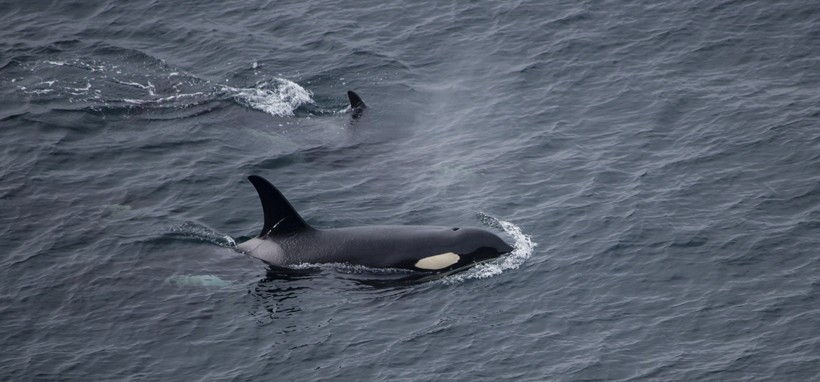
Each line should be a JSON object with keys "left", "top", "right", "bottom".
{"left": 123, "top": 92, "right": 207, "bottom": 106}
{"left": 227, "top": 78, "right": 313, "bottom": 117}
{"left": 441, "top": 218, "right": 536, "bottom": 284}
{"left": 27, "top": 89, "right": 55, "bottom": 95}
{"left": 67, "top": 82, "right": 92, "bottom": 93}
{"left": 114, "top": 79, "right": 155, "bottom": 92}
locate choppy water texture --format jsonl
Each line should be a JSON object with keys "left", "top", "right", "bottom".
{"left": 2, "top": 1, "right": 820, "bottom": 380}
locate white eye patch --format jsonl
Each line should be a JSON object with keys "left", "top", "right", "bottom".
{"left": 415, "top": 252, "right": 460, "bottom": 270}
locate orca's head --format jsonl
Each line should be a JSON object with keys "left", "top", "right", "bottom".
{"left": 450, "top": 227, "right": 513, "bottom": 252}
{"left": 411, "top": 227, "right": 514, "bottom": 272}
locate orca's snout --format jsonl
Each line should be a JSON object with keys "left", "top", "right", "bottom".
{"left": 457, "top": 227, "right": 514, "bottom": 254}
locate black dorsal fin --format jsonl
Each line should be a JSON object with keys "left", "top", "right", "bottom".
{"left": 347, "top": 90, "right": 366, "bottom": 119}
{"left": 347, "top": 90, "right": 366, "bottom": 109}
{"left": 247, "top": 175, "right": 313, "bottom": 237}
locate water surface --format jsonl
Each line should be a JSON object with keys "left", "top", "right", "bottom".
{"left": 2, "top": 1, "right": 819, "bottom": 380}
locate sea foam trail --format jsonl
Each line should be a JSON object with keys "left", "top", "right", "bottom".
{"left": 18, "top": 59, "right": 314, "bottom": 117}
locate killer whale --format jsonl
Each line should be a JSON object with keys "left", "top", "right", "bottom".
{"left": 236, "top": 175, "right": 513, "bottom": 272}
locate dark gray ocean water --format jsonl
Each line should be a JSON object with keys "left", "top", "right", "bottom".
{"left": 2, "top": 1, "right": 820, "bottom": 380}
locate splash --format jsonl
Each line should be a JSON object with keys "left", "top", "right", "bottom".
{"left": 441, "top": 216, "right": 536, "bottom": 284}
{"left": 227, "top": 78, "right": 314, "bottom": 117}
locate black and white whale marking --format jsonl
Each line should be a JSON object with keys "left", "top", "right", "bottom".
{"left": 236, "top": 176, "right": 513, "bottom": 272}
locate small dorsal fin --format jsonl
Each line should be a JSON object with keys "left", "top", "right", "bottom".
{"left": 347, "top": 90, "right": 366, "bottom": 119}
{"left": 347, "top": 90, "right": 366, "bottom": 109}
{"left": 247, "top": 175, "right": 313, "bottom": 237}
